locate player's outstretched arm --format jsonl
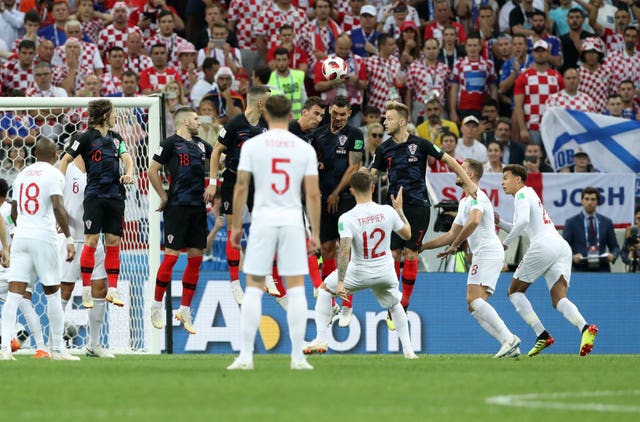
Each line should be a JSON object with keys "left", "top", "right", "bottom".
{"left": 230, "top": 170, "right": 250, "bottom": 249}
{"left": 119, "top": 152, "right": 134, "bottom": 184}
{"left": 204, "top": 142, "right": 226, "bottom": 203}
{"left": 51, "top": 195, "right": 75, "bottom": 262}
{"left": 421, "top": 224, "right": 462, "bottom": 254}
{"left": 442, "top": 209, "right": 482, "bottom": 257}
{"left": 58, "top": 152, "right": 74, "bottom": 176}
{"left": 148, "top": 160, "right": 168, "bottom": 211}
{"left": 441, "top": 154, "right": 478, "bottom": 198}
{"left": 304, "top": 174, "right": 321, "bottom": 253}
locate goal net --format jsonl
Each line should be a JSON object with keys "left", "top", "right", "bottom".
{"left": 0, "top": 96, "right": 162, "bottom": 354}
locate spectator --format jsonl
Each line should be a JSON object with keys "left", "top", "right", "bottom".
{"left": 559, "top": 148, "right": 595, "bottom": 173}
{"left": 336, "top": 0, "right": 365, "bottom": 33}
{"left": 227, "top": 0, "right": 260, "bottom": 57}
{"left": 429, "top": 132, "right": 460, "bottom": 173}
{"left": 364, "top": 122, "right": 384, "bottom": 167}
{"left": 196, "top": 22, "right": 242, "bottom": 75}
{"left": 100, "top": 47, "right": 126, "bottom": 96}
{"left": 71, "top": 0, "right": 112, "bottom": 45}
{"left": 364, "top": 33, "right": 403, "bottom": 113}
{"left": 38, "top": 0, "right": 75, "bottom": 48}
{"left": 123, "top": 32, "right": 153, "bottom": 75}
{"left": 197, "top": 2, "right": 240, "bottom": 51}
{"left": 527, "top": 10, "right": 562, "bottom": 69}
{"left": 493, "top": 117, "right": 525, "bottom": 165}
{"left": 604, "top": 94, "right": 624, "bottom": 117}
{"left": 514, "top": 39, "right": 563, "bottom": 145}
{"left": 145, "top": 11, "right": 192, "bottom": 70}
{"left": 190, "top": 57, "right": 219, "bottom": 108}
{"left": 255, "top": 0, "right": 307, "bottom": 61}
{"left": 36, "top": 40, "right": 55, "bottom": 65}
{"left": 0, "top": 89, "right": 38, "bottom": 148}
{"left": 51, "top": 20, "right": 104, "bottom": 76}
{"left": 200, "top": 67, "right": 244, "bottom": 125}
{"left": 379, "top": 2, "right": 412, "bottom": 39}
{"left": 604, "top": 26, "right": 640, "bottom": 90}
{"left": 1, "top": 40, "right": 36, "bottom": 94}
{"left": 492, "top": 34, "right": 513, "bottom": 79}
{"left": 298, "top": 0, "right": 342, "bottom": 70}
{"left": 578, "top": 38, "right": 614, "bottom": 113}
{"left": 0, "top": 0, "right": 25, "bottom": 50}
{"left": 456, "top": 115, "right": 488, "bottom": 163}
{"left": 438, "top": 25, "right": 467, "bottom": 70}
{"left": 563, "top": 186, "right": 620, "bottom": 272}
{"left": 523, "top": 143, "right": 553, "bottom": 173}
{"left": 416, "top": 98, "right": 460, "bottom": 147}
{"left": 478, "top": 98, "right": 499, "bottom": 145}
{"left": 270, "top": 48, "right": 308, "bottom": 119}
{"left": 132, "top": 0, "right": 185, "bottom": 38}
{"left": 559, "top": 8, "right": 594, "bottom": 73}
{"left": 588, "top": 0, "right": 628, "bottom": 52}
{"left": 619, "top": 80, "right": 640, "bottom": 120}
{"left": 397, "top": 21, "right": 421, "bottom": 69}
{"left": 350, "top": 5, "right": 380, "bottom": 58}
{"left": 98, "top": 2, "right": 143, "bottom": 59}
{"left": 550, "top": 0, "right": 588, "bottom": 37}
{"left": 76, "top": 74, "right": 101, "bottom": 97}
{"left": 509, "top": 0, "right": 542, "bottom": 37}
{"left": 499, "top": 33, "right": 532, "bottom": 113}
{"left": 52, "top": 38, "right": 95, "bottom": 96}
{"left": 620, "top": 206, "right": 640, "bottom": 271}
{"left": 359, "top": 105, "right": 381, "bottom": 141}
{"left": 12, "top": 10, "right": 42, "bottom": 53}
{"left": 266, "top": 25, "right": 309, "bottom": 73}
{"left": 139, "top": 43, "right": 182, "bottom": 95}
{"left": 107, "top": 70, "right": 141, "bottom": 98}
{"left": 197, "top": 98, "right": 221, "bottom": 147}
{"left": 177, "top": 43, "right": 198, "bottom": 100}
{"left": 545, "top": 68, "right": 596, "bottom": 112}
{"left": 424, "top": 0, "right": 467, "bottom": 46}
{"left": 162, "top": 80, "right": 188, "bottom": 136}
{"left": 483, "top": 139, "right": 504, "bottom": 174}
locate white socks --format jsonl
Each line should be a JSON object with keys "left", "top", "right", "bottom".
{"left": 238, "top": 286, "right": 263, "bottom": 362}
{"left": 509, "top": 292, "right": 545, "bottom": 336}
{"left": 556, "top": 297, "right": 587, "bottom": 331}
{"left": 390, "top": 303, "right": 414, "bottom": 355}
{"left": 470, "top": 298, "right": 513, "bottom": 344}
{"left": 19, "top": 298, "right": 46, "bottom": 350}
{"left": 46, "top": 290, "right": 65, "bottom": 353}
{"left": 314, "top": 289, "right": 332, "bottom": 343}
{"left": 1, "top": 292, "right": 21, "bottom": 352}
{"left": 286, "top": 286, "right": 307, "bottom": 362}
{"left": 61, "top": 298, "right": 69, "bottom": 313}
{"left": 89, "top": 298, "right": 106, "bottom": 349}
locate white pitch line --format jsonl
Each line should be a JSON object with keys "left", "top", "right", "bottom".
{"left": 486, "top": 390, "right": 640, "bottom": 413}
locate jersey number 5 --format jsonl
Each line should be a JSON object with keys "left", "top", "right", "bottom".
{"left": 19, "top": 182, "right": 40, "bottom": 215}
{"left": 271, "top": 158, "right": 290, "bottom": 195}
{"left": 362, "top": 228, "right": 386, "bottom": 259}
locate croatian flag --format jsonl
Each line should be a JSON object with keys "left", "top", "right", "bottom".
{"left": 541, "top": 107, "right": 640, "bottom": 173}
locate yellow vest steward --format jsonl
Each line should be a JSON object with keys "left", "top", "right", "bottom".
{"left": 268, "top": 69, "right": 306, "bottom": 119}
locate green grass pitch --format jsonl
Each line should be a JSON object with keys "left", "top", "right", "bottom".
{"left": 1, "top": 354, "right": 639, "bottom": 421}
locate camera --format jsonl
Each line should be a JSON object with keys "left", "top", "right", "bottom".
{"left": 143, "top": 12, "right": 156, "bottom": 23}
{"left": 524, "top": 155, "right": 538, "bottom": 163}
{"left": 434, "top": 200, "right": 458, "bottom": 232}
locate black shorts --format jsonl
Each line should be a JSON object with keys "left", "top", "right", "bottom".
{"left": 220, "top": 168, "right": 254, "bottom": 215}
{"left": 163, "top": 205, "right": 207, "bottom": 250}
{"left": 320, "top": 195, "right": 356, "bottom": 243}
{"left": 83, "top": 197, "right": 125, "bottom": 236}
{"left": 391, "top": 204, "right": 429, "bottom": 252}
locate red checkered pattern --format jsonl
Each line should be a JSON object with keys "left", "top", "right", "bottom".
{"left": 51, "top": 64, "right": 95, "bottom": 93}
{"left": 255, "top": 5, "right": 308, "bottom": 53}
{"left": 100, "top": 72, "right": 122, "bottom": 96}
{"left": 364, "top": 54, "right": 402, "bottom": 112}
{"left": 266, "top": 45, "right": 309, "bottom": 70}
{"left": 25, "top": 86, "right": 67, "bottom": 97}
{"left": 406, "top": 60, "right": 450, "bottom": 107}
{"left": 12, "top": 36, "right": 45, "bottom": 53}
{"left": 545, "top": 90, "right": 596, "bottom": 112}
{"left": 450, "top": 57, "right": 497, "bottom": 112}
{"left": 604, "top": 50, "right": 640, "bottom": 88}
{"left": 144, "top": 33, "right": 192, "bottom": 69}
{"left": 513, "top": 68, "right": 563, "bottom": 131}
{"left": 578, "top": 64, "right": 615, "bottom": 113}
{"left": 602, "top": 28, "right": 624, "bottom": 53}
{"left": 139, "top": 66, "right": 182, "bottom": 93}
{"left": 81, "top": 18, "right": 105, "bottom": 44}
{"left": 52, "top": 41, "right": 104, "bottom": 72}
{"left": 298, "top": 19, "right": 342, "bottom": 70}
{"left": 228, "top": 0, "right": 263, "bottom": 50}
{"left": 340, "top": 14, "right": 359, "bottom": 33}
{"left": 124, "top": 54, "right": 154, "bottom": 75}
{"left": 0, "top": 60, "right": 35, "bottom": 93}
{"left": 98, "top": 24, "right": 143, "bottom": 57}
{"left": 313, "top": 53, "right": 366, "bottom": 105}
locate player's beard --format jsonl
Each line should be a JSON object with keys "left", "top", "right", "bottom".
{"left": 189, "top": 125, "right": 199, "bottom": 136}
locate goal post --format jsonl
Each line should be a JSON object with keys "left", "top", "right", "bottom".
{"left": 0, "top": 96, "right": 162, "bottom": 354}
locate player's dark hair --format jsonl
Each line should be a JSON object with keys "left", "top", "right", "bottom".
{"left": 279, "top": 24, "right": 293, "bottom": 33}
{"left": 465, "top": 158, "right": 484, "bottom": 180}
{"left": 158, "top": 10, "right": 174, "bottom": 21}
{"left": 265, "top": 95, "right": 292, "bottom": 119}
{"left": 34, "top": 136, "right": 57, "bottom": 162}
{"left": 202, "top": 57, "right": 219, "bottom": 71}
{"left": 303, "top": 96, "right": 324, "bottom": 110}
{"left": 568, "top": 7, "right": 584, "bottom": 17}
{"left": 24, "top": 9, "right": 41, "bottom": 24}
{"left": 247, "top": 85, "right": 271, "bottom": 105}
{"left": 274, "top": 47, "right": 290, "bottom": 58}
{"left": 503, "top": 164, "right": 528, "bottom": 182}
{"left": 581, "top": 186, "right": 600, "bottom": 201}
{"left": 108, "top": 46, "right": 125, "bottom": 56}
{"left": 18, "top": 39, "right": 36, "bottom": 52}
{"left": 350, "top": 171, "right": 374, "bottom": 193}
{"left": 0, "top": 178, "right": 8, "bottom": 198}
{"left": 122, "top": 70, "right": 139, "bottom": 81}
{"left": 331, "top": 95, "right": 351, "bottom": 109}
{"left": 88, "top": 99, "right": 113, "bottom": 127}
{"left": 150, "top": 43, "right": 167, "bottom": 53}
{"left": 253, "top": 64, "right": 272, "bottom": 84}
{"left": 174, "top": 106, "right": 197, "bottom": 122}
{"left": 363, "top": 105, "right": 381, "bottom": 116}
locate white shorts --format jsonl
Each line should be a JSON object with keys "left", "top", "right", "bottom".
{"left": 243, "top": 224, "right": 308, "bottom": 276}
{"left": 324, "top": 265, "right": 401, "bottom": 309}
{"left": 58, "top": 237, "right": 107, "bottom": 282}
{"left": 514, "top": 234, "right": 572, "bottom": 289}
{"left": 467, "top": 257, "right": 504, "bottom": 293}
{"left": 8, "top": 237, "right": 60, "bottom": 286}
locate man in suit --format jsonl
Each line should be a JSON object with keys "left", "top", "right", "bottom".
{"left": 563, "top": 186, "right": 620, "bottom": 272}
{"left": 494, "top": 117, "right": 525, "bottom": 165}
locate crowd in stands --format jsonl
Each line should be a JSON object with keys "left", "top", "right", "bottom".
{"left": 1, "top": 0, "right": 640, "bottom": 182}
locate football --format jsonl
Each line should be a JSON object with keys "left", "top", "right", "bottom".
{"left": 322, "top": 56, "right": 348, "bottom": 80}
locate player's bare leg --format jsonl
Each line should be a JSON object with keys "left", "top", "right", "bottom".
{"left": 86, "top": 278, "right": 115, "bottom": 358}
{"left": 550, "top": 276, "right": 597, "bottom": 356}
{"left": 508, "top": 278, "right": 553, "bottom": 357}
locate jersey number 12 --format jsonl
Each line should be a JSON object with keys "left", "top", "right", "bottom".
{"left": 362, "top": 228, "right": 386, "bottom": 259}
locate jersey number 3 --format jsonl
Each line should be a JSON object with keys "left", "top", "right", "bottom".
{"left": 362, "top": 228, "right": 386, "bottom": 259}
{"left": 271, "top": 158, "right": 291, "bottom": 195}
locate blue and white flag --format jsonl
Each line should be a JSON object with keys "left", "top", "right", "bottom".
{"left": 541, "top": 107, "right": 640, "bottom": 173}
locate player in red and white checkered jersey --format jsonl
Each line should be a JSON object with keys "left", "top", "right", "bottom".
{"left": 406, "top": 38, "right": 450, "bottom": 123}
{"left": 545, "top": 68, "right": 596, "bottom": 113}
{"left": 1, "top": 40, "right": 37, "bottom": 94}
{"left": 51, "top": 21, "right": 104, "bottom": 75}
{"left": 364, "top": 34, "right": 402, "bottom": 113}
{"left": 578, "top": 40, "right": 615, "bottom": 114}
{"left": 140, "top": 43, "right": 182, "bottom": 95}
{"left": 255, "top": 0, "right": 308, "bottom": 59}
{"left": 298, "top": 0, "right": 343, "bottom": 70}
{"left": 449, "top": 34, "right": 497, "bottom": 125}
{"left": 335, "top": 0, "right": 362, "bottom": 34}
{"left": 228, "top": 0, "right": 263, "bottom": 50}
{"left": 604, "top": 26, "right": 640, "bottom": 88}
{"left": 100, "top": 46, "right": 126, "bottom": 96}
{"left": 513, "top": 39, "right": 563, "bottom": 144}
{"left": 98, "top": 3, "right": 143, "bottom": 60}
{"left": 144, "top": 11, "right": 191, "bottom": 69}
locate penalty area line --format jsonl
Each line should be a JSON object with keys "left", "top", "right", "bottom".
{"left": 485, "top": 390, "right": 640, "bottom": 413}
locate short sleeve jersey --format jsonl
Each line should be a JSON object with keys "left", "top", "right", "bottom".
{"left": 503, "top": 186, "right": 557, "bottom": 246}
{"left": 453, "top": 190, "right": 504, "bottom": 259}
{"left": 65, "top": 128, "right": 128, "bottom": 200}
{"left": 310, "top": 123, "right": 364, "bottom": 198}
{"left": 12, "top": 161, "right": 64, "bottom": 244}
{"left": 63, "top": 162, "right": 87, "bottom": 240}
{"left": 372, "top": 135, "right": 444, "bottom": 207}
{"left": 338, "top": 202, "right": 403, "bottom": 270}
{"left": 153, "top": 135, "right": 213, "bottom": 207}
{"left": 237, "top": 128, "right": 318, "bottom": 225}
{"left": 289, "top": 119, "right": 314, "bottom": 144}
{"left": 218, "top": 114, "right": 268, "bottom": 172}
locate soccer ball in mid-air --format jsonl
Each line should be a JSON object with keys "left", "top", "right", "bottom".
{"left": 322, "top": 56, "right": 348, "bottom": 80}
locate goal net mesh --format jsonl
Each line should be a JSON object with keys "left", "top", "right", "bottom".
{"left": 0, "top": 97, "right": 161, "bottom": 354}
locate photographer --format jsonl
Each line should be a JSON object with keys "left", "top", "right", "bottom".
{"left": 621, "top": 206, "right": 640, "bottom": 272}
{"left": 522, "top": 143, "right": 553, "bottom": 173}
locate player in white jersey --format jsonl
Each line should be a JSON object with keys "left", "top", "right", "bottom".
{"left": 0, "top": 138, "right": 78, "bottom": 361}
{"left": 0, "top": 178, "right": 49, "bottom": 358}
{"left": 421, "top": 159, "right": 520, "bottom": 359}
{"left": 304, "top": 171, "right": 418, "bottom": 359}
{"left": 498, "top": 164, "right": 598, "bottom": 357}
{"left": 58, "top": 154, "right": 113, "bottom": 358}
{"left": 227, "top": 95, "right": 321, "bottom": 371}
